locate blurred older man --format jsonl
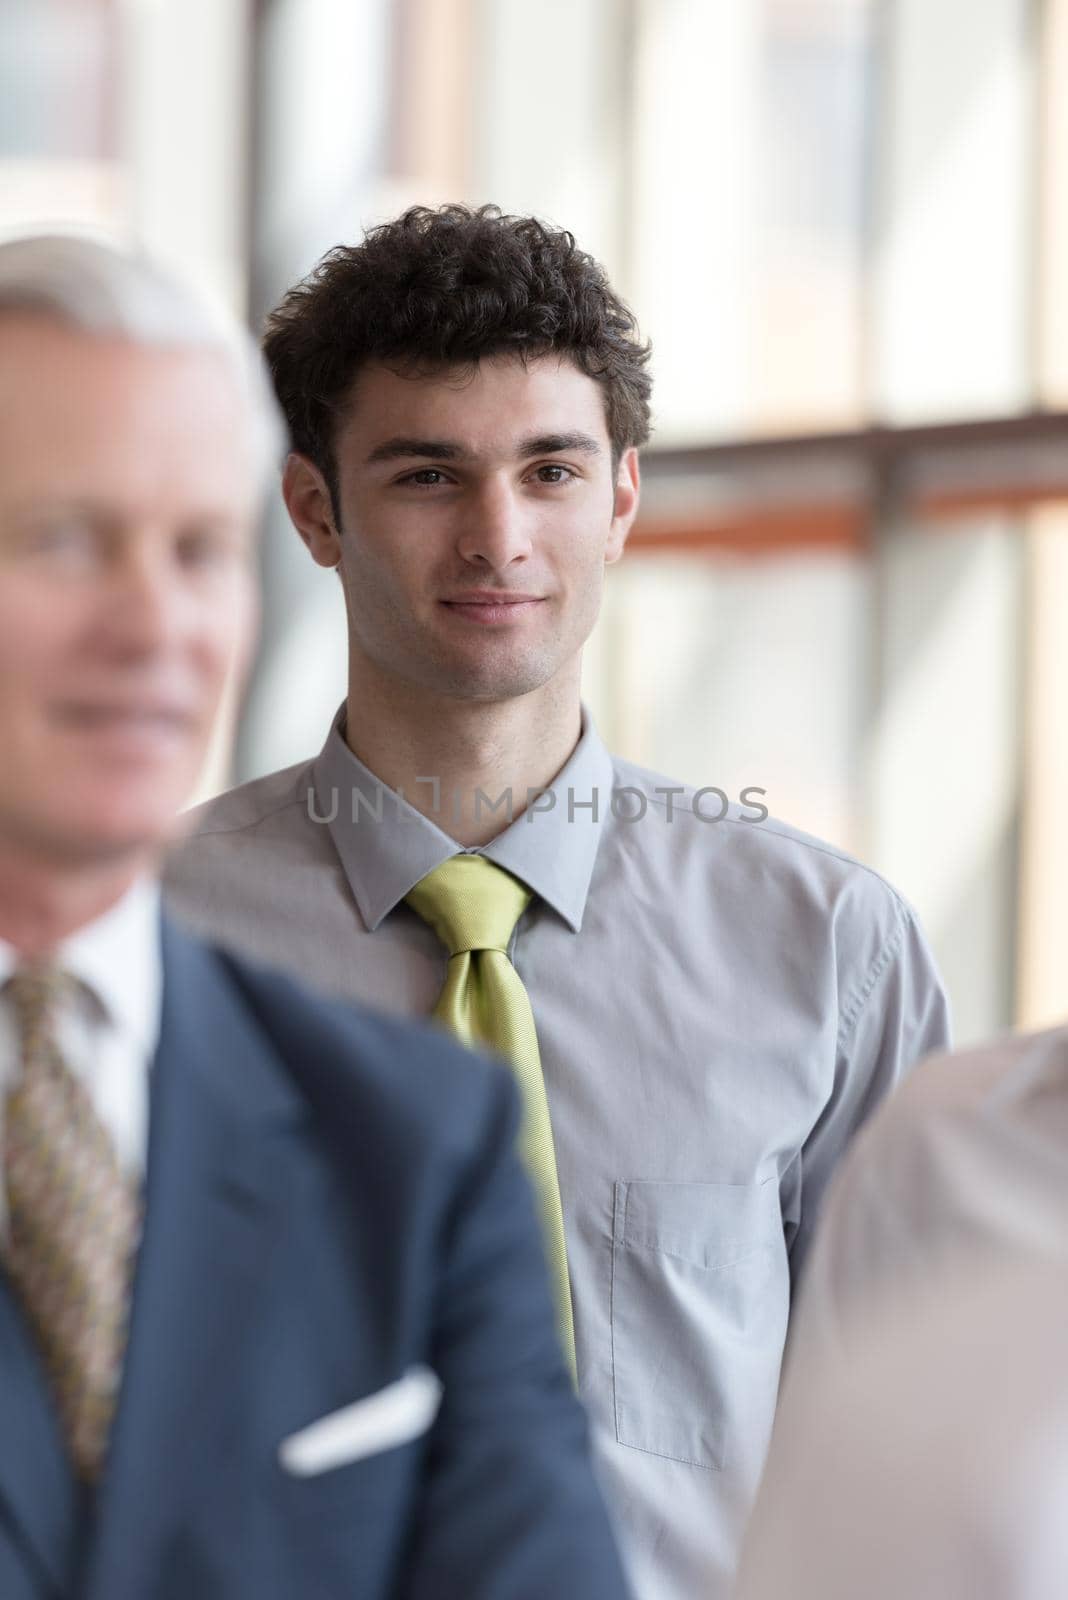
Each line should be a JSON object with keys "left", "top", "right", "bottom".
{"left": 0, "top": 236, "right": 630, "bottom": 1600}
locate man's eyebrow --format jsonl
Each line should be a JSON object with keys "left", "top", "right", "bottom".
{"left": 518, "top": 431, "right": 602, "bottom": 457}
{"left": 363, "top": 431, "right": 604, "bottom": 466}
{"left": 365, "top": 438, "right": 465, "bottom": 465}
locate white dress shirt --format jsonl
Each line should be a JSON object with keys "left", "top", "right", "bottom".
{"left": 0, "top": 879, "right": 163, "bottom": 1236}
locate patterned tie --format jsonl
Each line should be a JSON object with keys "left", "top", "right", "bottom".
{"left": 406, "top": 855, "right": 576, "bottom": 1373}
{"left": 2, "top": 969, "right": 141, "bottom": 1482}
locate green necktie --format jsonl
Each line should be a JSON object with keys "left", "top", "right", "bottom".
{"left": 406, "top": 855, "right": 576, "bottom": 1373}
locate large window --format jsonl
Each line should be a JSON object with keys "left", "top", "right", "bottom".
{"left": 4, "top": 0, "right": 1065, "bottom": 1042}
{"left": 468, "top": 0, "right": 1068, "bottom": 1042}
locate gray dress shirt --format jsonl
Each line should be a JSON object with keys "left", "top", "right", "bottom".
{"left": 164, "top": 709, "right": 950, "bottom": 1600}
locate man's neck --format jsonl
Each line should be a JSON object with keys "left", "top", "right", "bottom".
{"left": 343, "top": 677, "right": 583, "bottom": 847}
{"left": 0, "top": 850, "right": 150, "bottom": 958}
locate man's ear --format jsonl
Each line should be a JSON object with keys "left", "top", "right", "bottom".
{"left": 605, "top": 446, "right": 640, "bottom": 565}
{"left": 282, "top": 453, "right": 342, "bottom": 569}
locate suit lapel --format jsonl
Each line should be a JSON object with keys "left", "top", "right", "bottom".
{"left": 0, "top": 1269, "right": 84, "bottom": 1595}
{"left": 82, "top": 922, "right": 305, "bottom": 1600}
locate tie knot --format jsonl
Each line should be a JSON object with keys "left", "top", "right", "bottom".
{"left": 4, "top": 968, "right": 75, "bottom": 1045}
{"left": 406, "top": 855, "right": 532, "bottom": 957}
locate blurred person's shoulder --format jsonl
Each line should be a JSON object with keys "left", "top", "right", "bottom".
{"left": 736, "top": 1253, "right": 1068, "bottom": 1600}
{"left": 796, "top": 1024, "right": 1068, "bottom": 1330}
{"left": 870, "top": 1022, "right": 1068, "bottom": 1153}
{"left": 831, "top": 1024, "right": 1068, "bottom": 1177}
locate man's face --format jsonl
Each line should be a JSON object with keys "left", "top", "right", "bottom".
{"left": 297, "top": 353, "right": 639, "bottom": 705}
{"left": 0, "top": 315, "right": 258, "bottom": 869}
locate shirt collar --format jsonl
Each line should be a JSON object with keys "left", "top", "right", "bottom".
{"left": 312, "top": 704, "right": 614, "bottom": 934}
{"left": 0, "top": 877, "right": 163, "bottom": 1058}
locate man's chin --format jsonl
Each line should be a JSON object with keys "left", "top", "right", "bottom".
{"left": 40, "top": 824, "right": 167, "bottom": 871}
{"left": 438, "top": 680, "right": 548, "bottom": 707}
{"left": 8, "top": 794, "right": 186, "bottom": 872}
{"left": 425, "top": 654, "right": 559, "bottom": 704}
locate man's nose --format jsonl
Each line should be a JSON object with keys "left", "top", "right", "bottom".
{"left": 100, "top": 539, "right": 187, "bottom": 656}
{"left": 454, "top": 479, "right": 533, "bottom": 568}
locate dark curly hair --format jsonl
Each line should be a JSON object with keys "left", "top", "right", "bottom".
{"left": 262, "top": 204, "right": 653, "bottom": 513}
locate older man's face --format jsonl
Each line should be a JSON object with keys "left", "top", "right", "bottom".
{"left": 0, "top": 314, "right": 258, "bottom": 869}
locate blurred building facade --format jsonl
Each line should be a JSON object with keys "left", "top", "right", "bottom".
{"left": 3, "top": 0, "right": 1068, "bottom": 1046}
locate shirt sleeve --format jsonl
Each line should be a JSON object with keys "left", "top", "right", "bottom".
{"left": 784, "top": 896, "right": 951, "bottom": 1291}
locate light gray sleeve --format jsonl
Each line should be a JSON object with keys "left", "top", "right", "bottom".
{"left": 784, "top": 898, "right": 951, "bottom": 1290}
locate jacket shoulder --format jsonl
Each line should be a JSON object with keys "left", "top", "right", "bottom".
{"left": 209, "top": 935, "right": 515, "bottom": 1165}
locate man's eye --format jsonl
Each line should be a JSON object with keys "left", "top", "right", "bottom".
{"left": 24, "top": 520, "right": 98, "bottom": 564}
{"left": 532, "top": 464, "right": 574, "bottom": 485}
{"left": 402, "top": 469, "right": 449, "bottom": 488}
{"left": 177, "top": 533, "right": 227, "bottom": 569}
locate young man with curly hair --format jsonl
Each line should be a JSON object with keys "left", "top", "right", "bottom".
{"left": 166, "top": 205, "right": 951, "bottom": 1600}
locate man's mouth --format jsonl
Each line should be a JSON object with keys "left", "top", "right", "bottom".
{"left": 53, "top": 702, "right": 195, "bottom": 737}
{"left": 440, "top": 592, "right": 545, "bottom": 624}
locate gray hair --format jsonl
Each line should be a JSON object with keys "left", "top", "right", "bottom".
{"left": 0, "top": 233, "right": 285, "bottom": 484}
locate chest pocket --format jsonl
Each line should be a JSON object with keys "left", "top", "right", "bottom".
{"left": 610, "top": 1178, "right": 788, "bottom": 1470}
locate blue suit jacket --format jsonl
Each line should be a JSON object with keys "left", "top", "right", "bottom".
{"left": 0, "top": 919, "right": 629, "bottom": 1599}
